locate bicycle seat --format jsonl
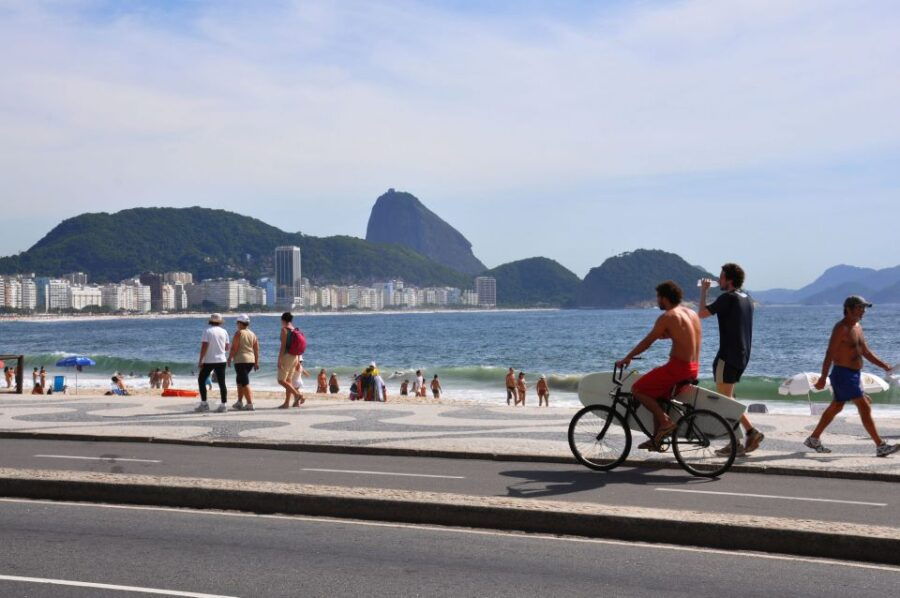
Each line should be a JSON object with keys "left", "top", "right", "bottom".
{"left": 671, "top": 379, "right": 699, "bottom": 397}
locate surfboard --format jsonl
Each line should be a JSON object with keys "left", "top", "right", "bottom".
{"left": 577, "top": 371, "right": 746, "bottom": 440}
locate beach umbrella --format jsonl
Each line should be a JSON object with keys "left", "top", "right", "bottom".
{"left": 55, "top": 356, "right": 96, "bottom": 394}
{"left": 861, "top": 372, "right": 890, "bottom": 394}
{"left": 778, "top": 372, "right": 830, "bottom": 396}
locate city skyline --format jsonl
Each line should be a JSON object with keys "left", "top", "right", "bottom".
{"left": 1, "top": 1, "right": 898, "bottom": 289}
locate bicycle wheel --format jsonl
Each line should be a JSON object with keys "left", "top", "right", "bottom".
{"left": 672, "top": 409, "right": 737, "bottom": 477}
{"left": 568, "top": 405, "right": 631, "bottom": 471}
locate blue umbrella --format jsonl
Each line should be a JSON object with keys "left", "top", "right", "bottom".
{"left": 55, "top": 356, "right": 96, "bottom": 394}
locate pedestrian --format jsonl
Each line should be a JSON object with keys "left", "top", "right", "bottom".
{"left": 505, "top": 367, "right": 517, "bottom": 406}
{"left": 430, "top": 374, "right": 442, "bottom": 399}
{"left": 373, "top": 367, "right": 388, "bottom": 402}
{"left": 39, "top": 366, "right": 47, "bottom": 391}
{"left": 412, "top": 369, "right": 423, "bottom": 396}
{"left": 536, "top": 375, "right": 550, "bottom": 407}
{"left": 195, "top": 313, "right": 230, "bottom": 413}
{"left": 292, "top": 357, "right": 310, "bottom": 406}
{"left": 316, "top": 369, "right": 328, "bottom": 394}
{"left": 329, "top": 372, "right": 340, "bottom": 394}
{"left": 162, "top": 366, "right": 173, "bottom": 390}
{"left": 32, "top": 367, "right": 38, "bottom": 389}
{"left": 805, "top": 296, "right": 899, "bottom": 457}
{"left": 699, "top": 263, "right": 764, "bottom": 456}
{"left": 228, "top": 314, "right": 259, "bottom": 411}
{"left": 277, "top": 312, "right": 303, "bottom": 408}
{"left": 3, "top": 367, "right": 11, "bottom": 388}
{"left": 349, "top": 374, "right": 360, "bottom": 401}
{"left": 400, "top": 379, "right": 409, "bottom": 396}
{"left": 515, "top": 372, "right": 526, "bottom": 406}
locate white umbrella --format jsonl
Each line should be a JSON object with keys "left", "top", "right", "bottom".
{"left": 861, "top": 372, "right": 890, "bottom": 394}
{"left": 778, "top": 372, "right": 830, "bottom": 396}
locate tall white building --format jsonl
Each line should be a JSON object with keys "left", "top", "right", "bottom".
{"left": 20, "top": 279, "right": 37, "bottom": 311}
{"left": 160, "top": 284, "right": 177, "bottom": 311}
{"left": 68, "top": 286, "right": 102, "bottom": 310}
{"left": 163, "top": 272, "right": 193, "bottom": 285}
{"left": 275, "top": 245, "right": 302, "bottom": 308}
{"left": 474, "top": 276, "right": 497, "bottom": 307}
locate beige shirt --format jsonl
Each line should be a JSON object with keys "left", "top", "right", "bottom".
{"left": 233, "top": 329, "right": 258, "bottom": 364}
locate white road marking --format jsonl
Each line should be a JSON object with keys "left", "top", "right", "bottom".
{"left": 0, "top": 498, "right": 897, "bottom": 574}
{"left": 301, "top": 467, "right": 464, "bottom": 479}
{"left": 0, "top": 574, "right": 237, "bottom": 597}
{"left": 655, "top": 488, "right": 886, "bottom": 506}
{"left": 34, "top": 454, "right": 162, "bottom": 464}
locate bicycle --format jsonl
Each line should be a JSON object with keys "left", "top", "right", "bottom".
{"left": 568, "top": 361, "right": 738, "bottom": 477}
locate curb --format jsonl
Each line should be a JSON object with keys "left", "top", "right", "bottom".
{"left": 1, "top": 430, "right": 898, "bottom": 482}
{"left": 0, "top": 467, "right": 897, "bottom": 566}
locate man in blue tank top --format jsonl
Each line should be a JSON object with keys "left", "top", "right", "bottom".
{"left": 699, "top": 263, "right": 764, "bottom": 456}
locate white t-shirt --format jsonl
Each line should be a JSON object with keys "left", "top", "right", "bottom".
{"left": 373, "top": 375, "right": 386, "bottom": 401}
{"left": 201, "top": 326, "right": 230, "bottom": 363}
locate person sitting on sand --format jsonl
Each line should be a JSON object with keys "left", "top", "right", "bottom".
{"left": 31, "top": 380, "right": 44, "bottom": 395}
{"left": 536, "top": 375, "right": 550, "bottom": 407}
{"left": 317, "top": 369, "right": 328, "bottom": 394}
{"left": 105, "top": 375, "right": 129, "bottom": 396}
{"left": 329, "top": 373, "right": 340, "bottom": 394}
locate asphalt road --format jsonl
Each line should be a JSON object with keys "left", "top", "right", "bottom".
{"left": 1, "top": 498, "right": 898, "bottom": 597}
{"left": 1, "top": 438, "right": 898, "bottom": 527}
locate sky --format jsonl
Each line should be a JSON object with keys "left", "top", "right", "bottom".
{"left": 1, "top": 0, "right": 898, "bottom": 289}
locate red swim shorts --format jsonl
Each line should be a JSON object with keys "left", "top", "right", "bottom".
{"left": 631, "top": 359, "right": 699, "bottom": 400}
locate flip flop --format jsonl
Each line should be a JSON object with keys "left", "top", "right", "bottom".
{"left": 653, "top": 421, "right": 677, "bottom": 446}
{"left": 637, "top": 439, "right": 668, "bottom": 453}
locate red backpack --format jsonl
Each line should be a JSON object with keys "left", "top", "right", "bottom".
{"left": 286, "top": 327, "right": 307, "bottom": 355}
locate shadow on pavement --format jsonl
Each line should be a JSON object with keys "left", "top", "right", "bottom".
{"left": 498, "top": 467, "right": 708, "bottom": 499}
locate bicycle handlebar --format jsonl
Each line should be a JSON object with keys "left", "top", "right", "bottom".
{"left": 612, "top": 357, "right": 641, "bottom": 386}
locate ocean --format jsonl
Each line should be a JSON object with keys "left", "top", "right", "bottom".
{"left": 2, "top": 305, "right": 899, "bottom": 414}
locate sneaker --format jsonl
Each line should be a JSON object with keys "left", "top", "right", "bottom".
{"left": 244, "top": 403, "right": 255, "bottom": 411}
{"left": 231, "top": 401, "right": 244, "bottom": 411}
{"left": 804, "top": 436, "right": 832, "bottom": 453}
{"left": 876, "top": 443, "right": 900, "bottom": 457}
{"left": 715, "top": 444, "right": 746, "bottom": 457}
{"left": 216, "top": 403, "right": 228, "bottom": 413}
{"left": 194, "top": 401, "right": 210, "bottom": 412}
{"left": 744, "top": 428, "right": 765, "bottom": 453}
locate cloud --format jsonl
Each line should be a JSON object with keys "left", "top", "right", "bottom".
{"left": 0, "top": 0, "right": 898, "bottom": 286}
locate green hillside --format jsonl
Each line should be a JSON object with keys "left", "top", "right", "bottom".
{"left": 0, "top": 207, "right": 471, "bottom": 287}
{"left": 577, "top": 249, "right": 714, "bottom": 308}
{"left": 483, "top": 257, "right": 581, "bottom": 307}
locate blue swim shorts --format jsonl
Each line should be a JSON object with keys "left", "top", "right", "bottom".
{"left": 829, "top": 365, "right": 864, "bottom": 402}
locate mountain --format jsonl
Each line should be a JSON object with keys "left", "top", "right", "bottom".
{"left": 577, "top": 249, "right": 714, "bottom": 308}
{"left": 365, "top": 189, "right": 486, "bottom": 275}
{"left": 755, "top": 264, "right": 900, "bottom": 304}
{"left": 872, "top": 280, "right": 900, "bottom": 304}
{"left": 0, "top": 207, "right": 471, "bottom": 287}
{"left": 482, "top": 257, "right": 581, "bottom": 307}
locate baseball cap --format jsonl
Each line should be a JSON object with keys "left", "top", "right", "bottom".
{"left": 209, "top": 313, "right": 223, "bottom": 324}
{"left": 236, "top": 314, "right": 250, "bottom": 324}
{"left": 844, "top": 295, "right": 873, "bottom": 310}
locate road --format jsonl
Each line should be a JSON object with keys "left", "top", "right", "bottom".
{"left": 1, "top": 498, "right": 897, "bottom": 597}
{"left": 1, "top": 438, "right": 898, "bottom": 526}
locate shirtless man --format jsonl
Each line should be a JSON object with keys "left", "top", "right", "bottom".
{"left": 505, "top": 367, "right": 517, "bottom": 406}
{"left": 536, "top": 375, "right": 550, "bottom": 407}
{"left": 616, "top": 281, "right": 701, "bottom": 449}
{"left": 430, "top": 374, "right": 442, "bottom": 399}
{"left": 805, "top": 296, "right": 898, "bottom": 457}
{"left": 515, "top": 372, "right": 526, "bottom": 406}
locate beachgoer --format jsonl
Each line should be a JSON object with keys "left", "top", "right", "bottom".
{"left": 400, "top": 379, "right": 409, "bottom": 396}
{"left": 317, "top": 369, "right": 328, "bottom": 394}
{"left": 329, "top": 373, "right": 340, "bottom": 394}
{"left": 515, "top": 372, "right": 526, "bottom": 406}
{"left": 39, "top": 367, "right": 47, "bottom": 391}
{"left": 430, "top": 374, "right": 442, "bottom": 399}
{"left": 31, "top": 380, "right": 43, "bottom": 394}
{"left": 3, "top": 367, "right": 11, "bottom": 388}
{"left": 616, "top": 281, "right": 701, "bottom": 450}
{"left": 105, "top": 375, "right": 129, "bottom": 396}
{"left": 536, "top": 375, "right": 550, "bottom": 407}
{"left": 228, "top": 314, "right": 259, "bottom": 411}
{"left": 277, "top": 312, "right": 302, "bottom": 408}
{"left": 505, "top": 367, "right": 517, "bottom": 406}
{"left": 32, "top": 367, "right": 38, "bottom": 389}
{"left": 162, "top": 366, "right": 173, "bottom": 390}
{"left": 373, "top": 369, "right": 388, "bottom": 402}
{"left": 349, "top": 374, "right": 360, "bottom": 401}
{"left": 196, "top": 313, "right": 230, "bottom": 412}
{"left": 805, "top": 296, "right": 899, "bottom": 457}
{"left": 291, "top": 357, "right": 310, "bottom": 406}
{"left": 412, "top": 370, "right": 423, "bottom": 396}
{"left": 418, "top": 370, "right": 427, "bottom": 397}
{"left": 359, "top": 364, "right": 378, "bottom": 401}
{"left": 699, "top": 263, "right": 764, "bottom": 456}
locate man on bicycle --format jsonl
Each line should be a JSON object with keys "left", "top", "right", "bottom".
{"left": 616, "top": 281, "right": 702, "bottom": 450}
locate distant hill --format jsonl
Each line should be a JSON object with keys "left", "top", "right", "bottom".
{"left": 872, "top": 280, "right": 900, "bottom": 304}
{"left": 0, "top": 207, "right": 471, "bottom": 287}
{"left": 578, "top": 249, "right": 714, "bottom": 308}
{"left": 482, "top": 257, "right": 581, "bottom": 307}
{"left": 755, "top": 264, "right": 900, "bottom": 304}
{"left": 365, "top": 189, "right": 486, "bottom": 275}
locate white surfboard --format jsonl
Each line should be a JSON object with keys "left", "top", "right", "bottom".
{"left": 577, "top": 371, "right": 745, "bottom": 440}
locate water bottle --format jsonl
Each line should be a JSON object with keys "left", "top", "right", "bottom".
{"left": 696, "top": 279, "right": 718, "bottom": 287}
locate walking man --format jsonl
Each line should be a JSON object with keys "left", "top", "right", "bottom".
{"left": 505, "top": 367, "right": 517, "bottom": 405}
{"left": 196, "top": 313, "right": 230, "bottom": 412}
{"left": 430, "top": 374, "right": 442, "bottom": 399}
{"left": 616, "top": 281, "right": 701, "bottom": 450}
{"left": 699, "top": 263, "right": 764, "bottom": 456}
{"left": 805, "top": 296, "right": 899, "bottom": 457}
{"left": 277, "top": 312, "right": 303, "bottom": 408}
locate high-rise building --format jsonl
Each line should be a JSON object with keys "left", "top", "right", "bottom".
{"left": 64, "top": 272, "right": 89, "bottom": 286}
{"left": 68, "top": 286, "right": 102, "bottom": 310}
{"left": 474, "top": 276, "right": 497, "bottom": 307}
{"left": 20, "top": 278, "right": 37, "bottom": 311}
{"left": 275, "top": 245, "right": 302, "bottom": 308}
{"left": 163, "top": 272, "right": 193, "bottom": 285}
{"left": 139, "top": 272, "right": 164, "bottom": 311}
